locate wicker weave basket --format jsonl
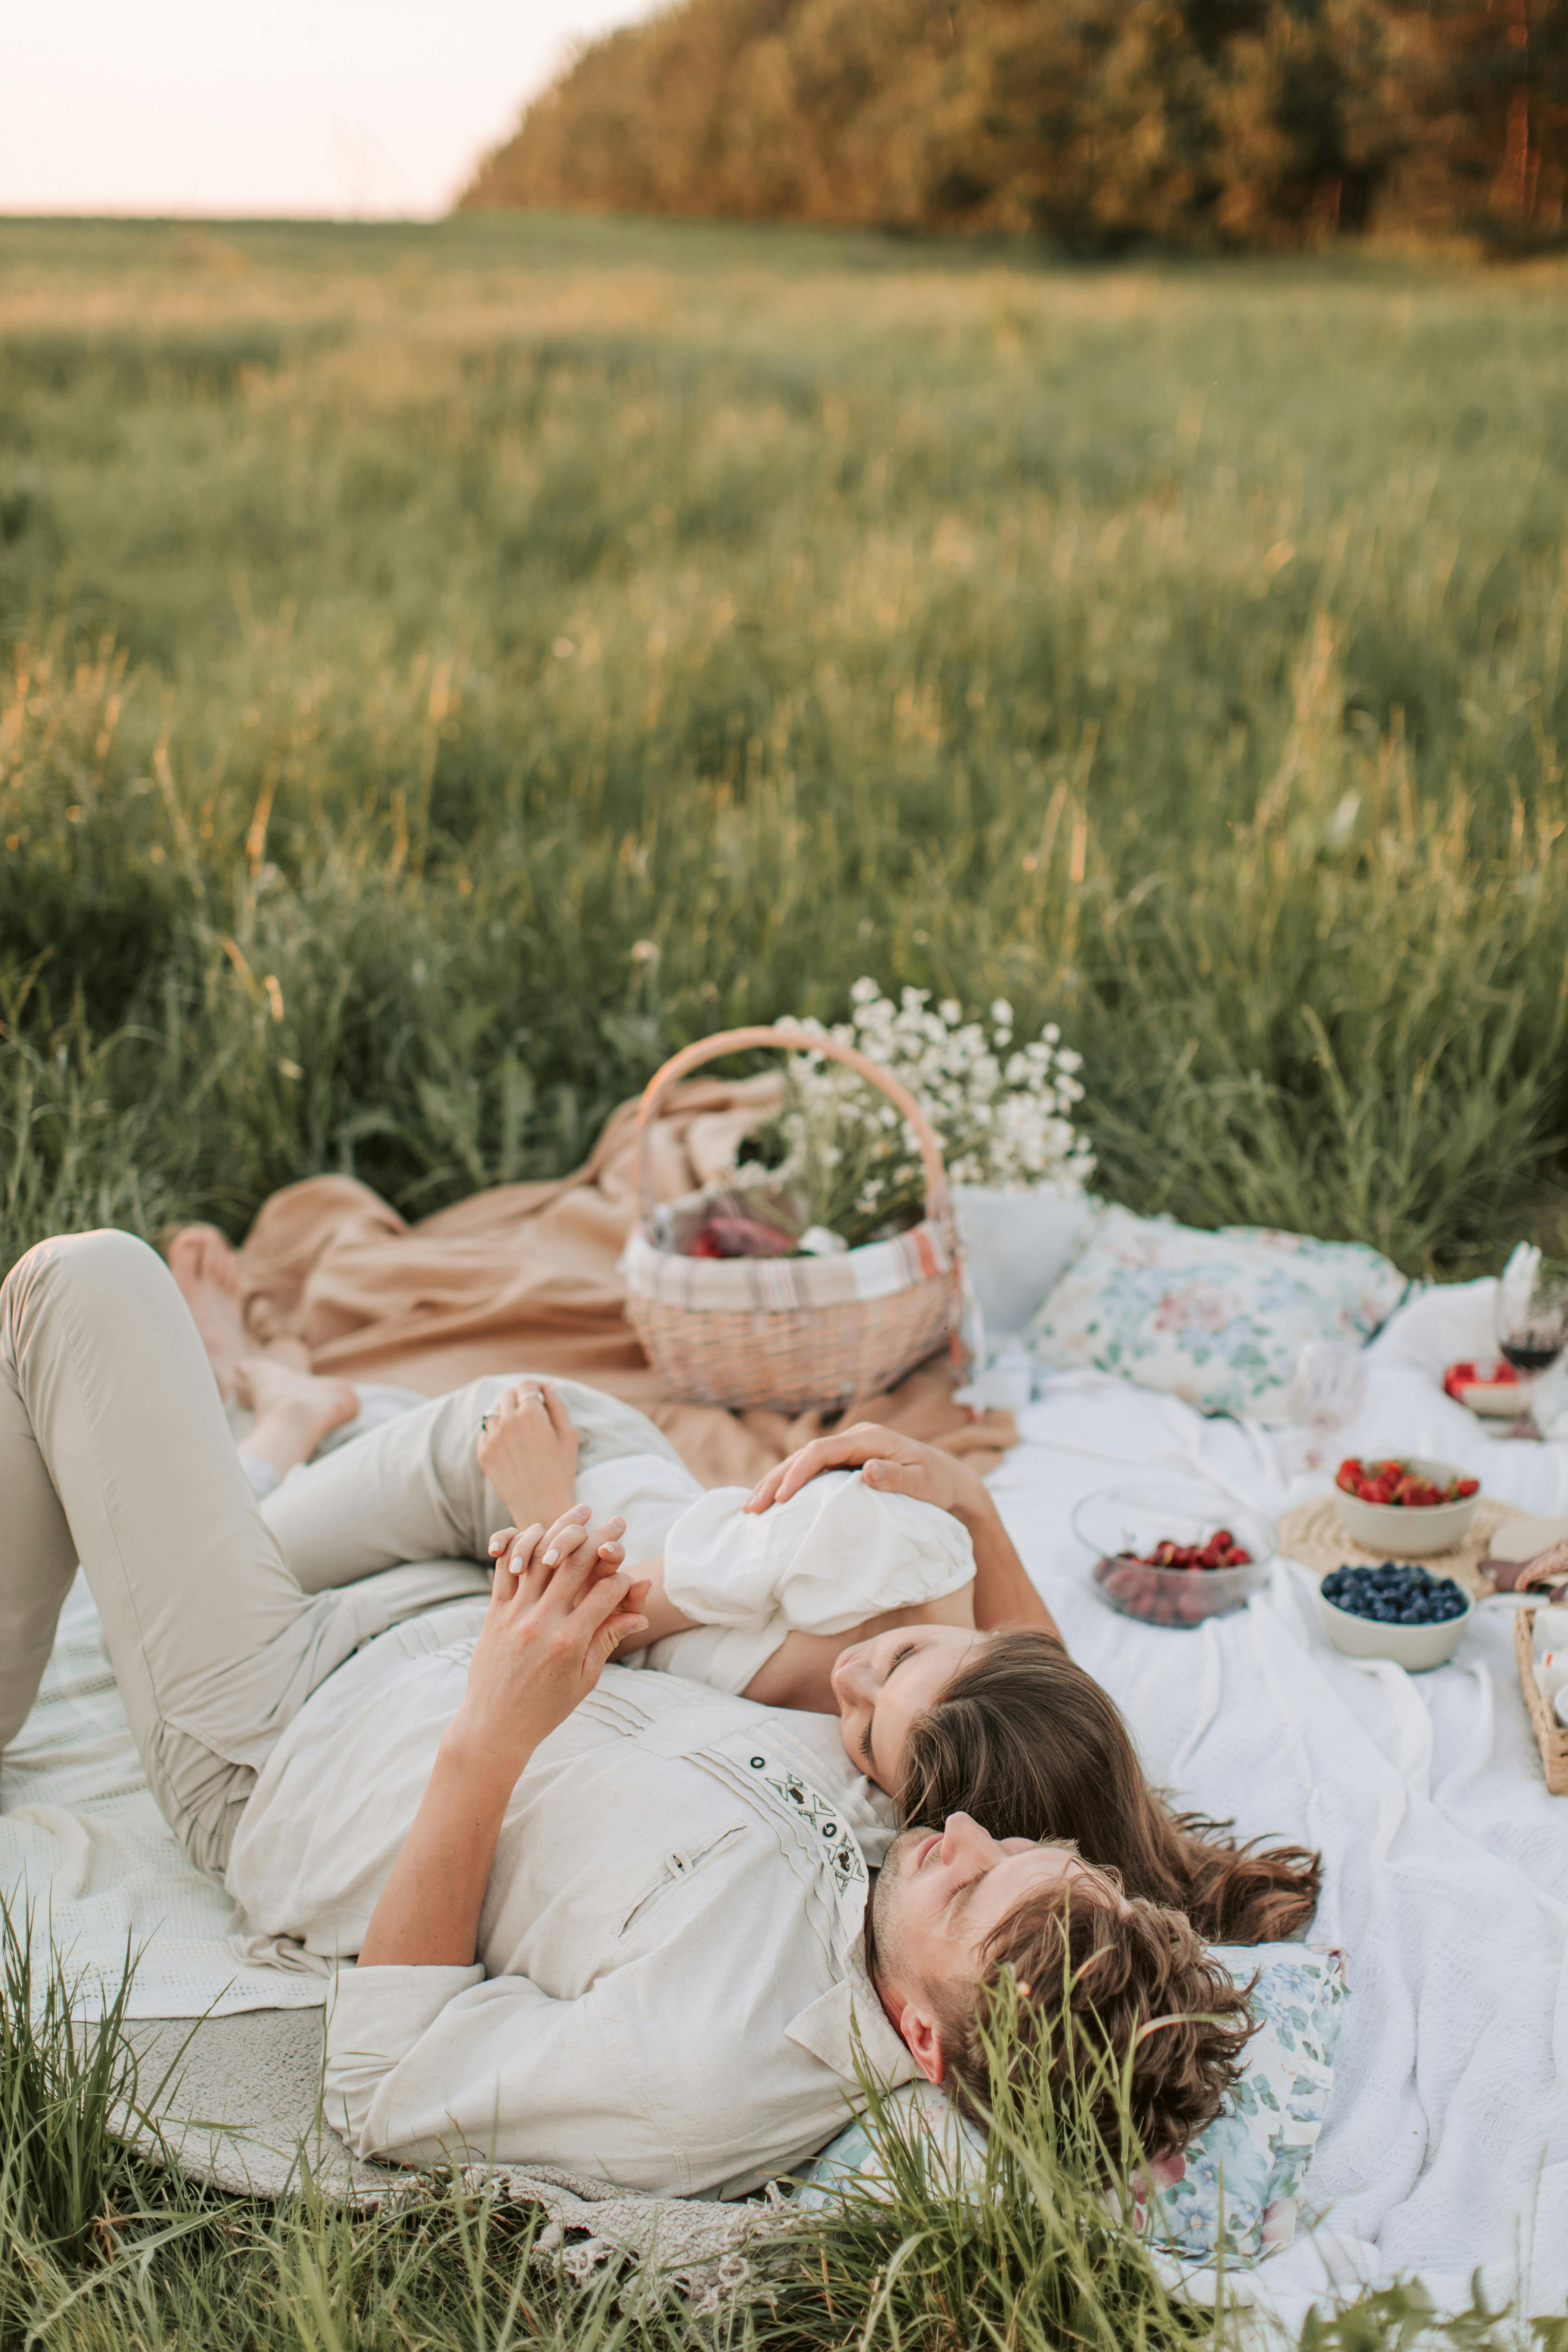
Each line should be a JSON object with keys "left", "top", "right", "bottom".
{"left": 623, "top": 1024, "right": 962, "bottom": 1413}
{"left": 1515, "top": 1606, "right": 1568, "bottom": 1795}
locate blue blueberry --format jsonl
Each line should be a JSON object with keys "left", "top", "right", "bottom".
{"left": 1325, "top": 1561, "right": 1465, "bottom": 1627}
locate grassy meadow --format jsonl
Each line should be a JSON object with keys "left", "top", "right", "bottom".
{"left": 4, "top": 213, "right": 1568, "bottom": 2348}
{"left": 4, "top": 216, "right": 1568, "bottom": 1277}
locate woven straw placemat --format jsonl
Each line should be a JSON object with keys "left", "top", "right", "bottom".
{"left": 1278, "top": 1494, "right": 1513, "bottom": 1601}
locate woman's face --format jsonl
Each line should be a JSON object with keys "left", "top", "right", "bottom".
{"left": 831, "top": 1624, "right": 987, "bottom": 1793}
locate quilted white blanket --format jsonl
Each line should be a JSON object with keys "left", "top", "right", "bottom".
{"left": 992, "top": 1278, "right": 1568, "bottom": 2328}
{"left": 2, "top": 1275, "right": 1564, "bottom": 2327}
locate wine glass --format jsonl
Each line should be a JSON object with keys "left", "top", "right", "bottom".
{"left": 1493, "top": 1243, "right": 1568, "bottom": 1440}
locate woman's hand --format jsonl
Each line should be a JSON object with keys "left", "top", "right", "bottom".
{"left": 743, "top": 1423, "right": 990, "bottom": 1528}
{"left": 444, "top": 1504, "right": 649, "bottom": 1794}
{"left": 744, "top": 1422, "right": 1063, "bottom": 1643}
{"left": 476, "top": 1379, "right": 580, "bottom": 1531}
{"left": 358, "top": 1507, "right": 647, "bottom": 1974}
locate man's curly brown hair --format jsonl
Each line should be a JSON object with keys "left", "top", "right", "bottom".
{"left": 932, "top": 1871, "right": 1257, "bottom": 2162}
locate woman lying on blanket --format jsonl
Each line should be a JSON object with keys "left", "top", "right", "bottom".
{"left": 489, "top": 1382, "right": 1321, "bottom": 1945}
{"left": 214, "top": 1339, "right": 1321, "bottom": 1948}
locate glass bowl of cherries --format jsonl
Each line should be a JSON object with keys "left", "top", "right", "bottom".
{"left": 1072, "top": 1478, "right": 1276, "bottom": 1628}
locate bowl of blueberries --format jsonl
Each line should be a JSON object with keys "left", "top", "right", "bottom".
{"left": 1318, "top": 1561, "right": 1474, "bottom": 1670}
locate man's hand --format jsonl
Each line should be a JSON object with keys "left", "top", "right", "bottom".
{"left": 445, "top": 1503, "right": 649, "bottom": 1792}
{"left": 744, "top": 1423, "right": 990, "bottom": 1528}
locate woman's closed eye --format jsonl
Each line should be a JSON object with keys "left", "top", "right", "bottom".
{"left": 859, "top": 1643, "right": 917, "bottom": 1771}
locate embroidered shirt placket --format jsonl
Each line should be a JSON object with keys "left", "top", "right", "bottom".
{"left": 740, "top": 1747, "right": 870, "bottom": 1949}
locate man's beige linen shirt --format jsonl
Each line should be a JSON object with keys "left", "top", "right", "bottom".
{"left": 225, "top": 1605, "right": 917, "bottom": 2197}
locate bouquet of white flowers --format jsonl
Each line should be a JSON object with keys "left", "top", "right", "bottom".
{"left": 727, "top": 979, "right": 1093, "bottom": 1253}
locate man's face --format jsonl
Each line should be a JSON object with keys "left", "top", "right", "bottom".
{"left": 868, "top": 1812, "right": 1119, "bottom": 2083}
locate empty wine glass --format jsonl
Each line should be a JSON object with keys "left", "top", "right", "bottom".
{"left": 1493, "top": 1243, "right": 1568, "bottom": 1439}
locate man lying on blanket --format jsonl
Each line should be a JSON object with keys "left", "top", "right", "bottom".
{"left": 0, "top": 1232, "right": 1249, "bottom": 2198}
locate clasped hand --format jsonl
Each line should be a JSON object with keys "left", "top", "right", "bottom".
{"left": 444, "top": 1505, "right": 650, "bottom": 1792}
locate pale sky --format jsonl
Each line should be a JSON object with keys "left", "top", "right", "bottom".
{"left": 0, "top": 0, "right": 665, "bottom": 219}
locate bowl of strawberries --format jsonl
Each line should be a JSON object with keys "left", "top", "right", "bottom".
{"left": 1334, "top": 1456, "right": 1481, "bottom": 1556}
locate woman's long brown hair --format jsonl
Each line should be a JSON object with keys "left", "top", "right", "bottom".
{"left": 899, "top": 1630, "right": 1321, "bottom": 1944}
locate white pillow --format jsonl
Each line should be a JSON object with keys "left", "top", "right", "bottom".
{"left": 954, "top": 1186, "right": 1100, "bottom": 1346}
{"left": 1027, "top": 1206, "right": 1410, "bottom": 1421}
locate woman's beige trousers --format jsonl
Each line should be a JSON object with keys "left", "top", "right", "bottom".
{"left": 0, "top": 1230, "right": 686, "bottom": 1876}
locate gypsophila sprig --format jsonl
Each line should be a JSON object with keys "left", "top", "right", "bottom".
{"left": 739, "top": 982, "right": 1093, "bottom": 1250}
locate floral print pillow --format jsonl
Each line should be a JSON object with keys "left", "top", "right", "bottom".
{"left": 1137, "top": 1942, "right": 1349, "bottom": 2264}
{"left": 1027, "top": 1206, "right": 1410, "bottom": 1420}
{"left": 793, "top": 1942, "right": 1348, "bottom": 2271}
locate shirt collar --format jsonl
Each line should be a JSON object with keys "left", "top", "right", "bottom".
{"left": 785, "top": 1933, "right": 919, "bottom": 2091}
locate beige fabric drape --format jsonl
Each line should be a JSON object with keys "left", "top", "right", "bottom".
{"left": 230, "top": 1077, "right": 1017, "bottom": 1488}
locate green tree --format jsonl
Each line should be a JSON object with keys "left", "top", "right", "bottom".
{"left": 1378, "top": 0, "right": 1568, "bottom": 240}
{"left": 461, "top": 0, "right": 1546, "bottom": 250}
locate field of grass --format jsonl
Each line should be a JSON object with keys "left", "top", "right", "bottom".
{"left": 0, "top": 1910, "right": 1537, "bottom": 2352}
{"left": 4, "top": 212, "right": 1568, "bottom": 2347}
{"left": 4, "top": 216, "right": 1568, "bottom": 1279}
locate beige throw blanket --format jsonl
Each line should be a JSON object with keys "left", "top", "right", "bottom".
{"left": 230, "top": 1076, "right": 1015, "bottom": 1486}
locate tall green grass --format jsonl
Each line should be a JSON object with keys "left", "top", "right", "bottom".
{"left": 0, "top": 1909, "right": 1551, "bottom": 2351}
{"left": 4, "top": 218, "right": 1567, "bottom": 1279}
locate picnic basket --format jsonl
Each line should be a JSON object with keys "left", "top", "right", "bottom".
{"left": 623, "top": 1024, "right": 963, "bottom": 1414}
{"left": 1514, "top": 1605, "right": 1568, "bottom": 1796}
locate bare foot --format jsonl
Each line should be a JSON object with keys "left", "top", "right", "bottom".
{"left": 167, "top": 1223, "right": 308, "bottom": 1396}
{"left": 236, "top": 1355, "right": 359, "bottom": 1484}
{"left": 477, "top": 1380, "right": 580, "bottom": 1530}
{"left": 167, "top": 1225, "right": 249, "bottom": 1397}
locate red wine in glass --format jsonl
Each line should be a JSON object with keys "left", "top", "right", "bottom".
{"left": 1494, "top": 1247, "right": 1568, "bottom": 1438}
{"left": 1499, "top": 1340, "right": 1561, "bottom": 1378}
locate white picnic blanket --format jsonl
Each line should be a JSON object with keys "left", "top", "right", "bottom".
{"left": 2, "top": 1276, "right": 1565, "bottom": 2323}
{"left": 991, "top": 1275, "right": 1568, "bottom": 2329}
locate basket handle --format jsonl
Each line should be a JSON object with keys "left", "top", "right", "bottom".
{"left": 634, "top": 1024, "right": 954, "bottom": 1235}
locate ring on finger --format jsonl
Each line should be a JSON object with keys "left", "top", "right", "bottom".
{"left": 478, "top": 1413, "right": 496, "bottom": 1433}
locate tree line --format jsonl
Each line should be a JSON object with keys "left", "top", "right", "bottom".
{"left": 461, "top": 0, "right": 1567, "bottom": 252}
